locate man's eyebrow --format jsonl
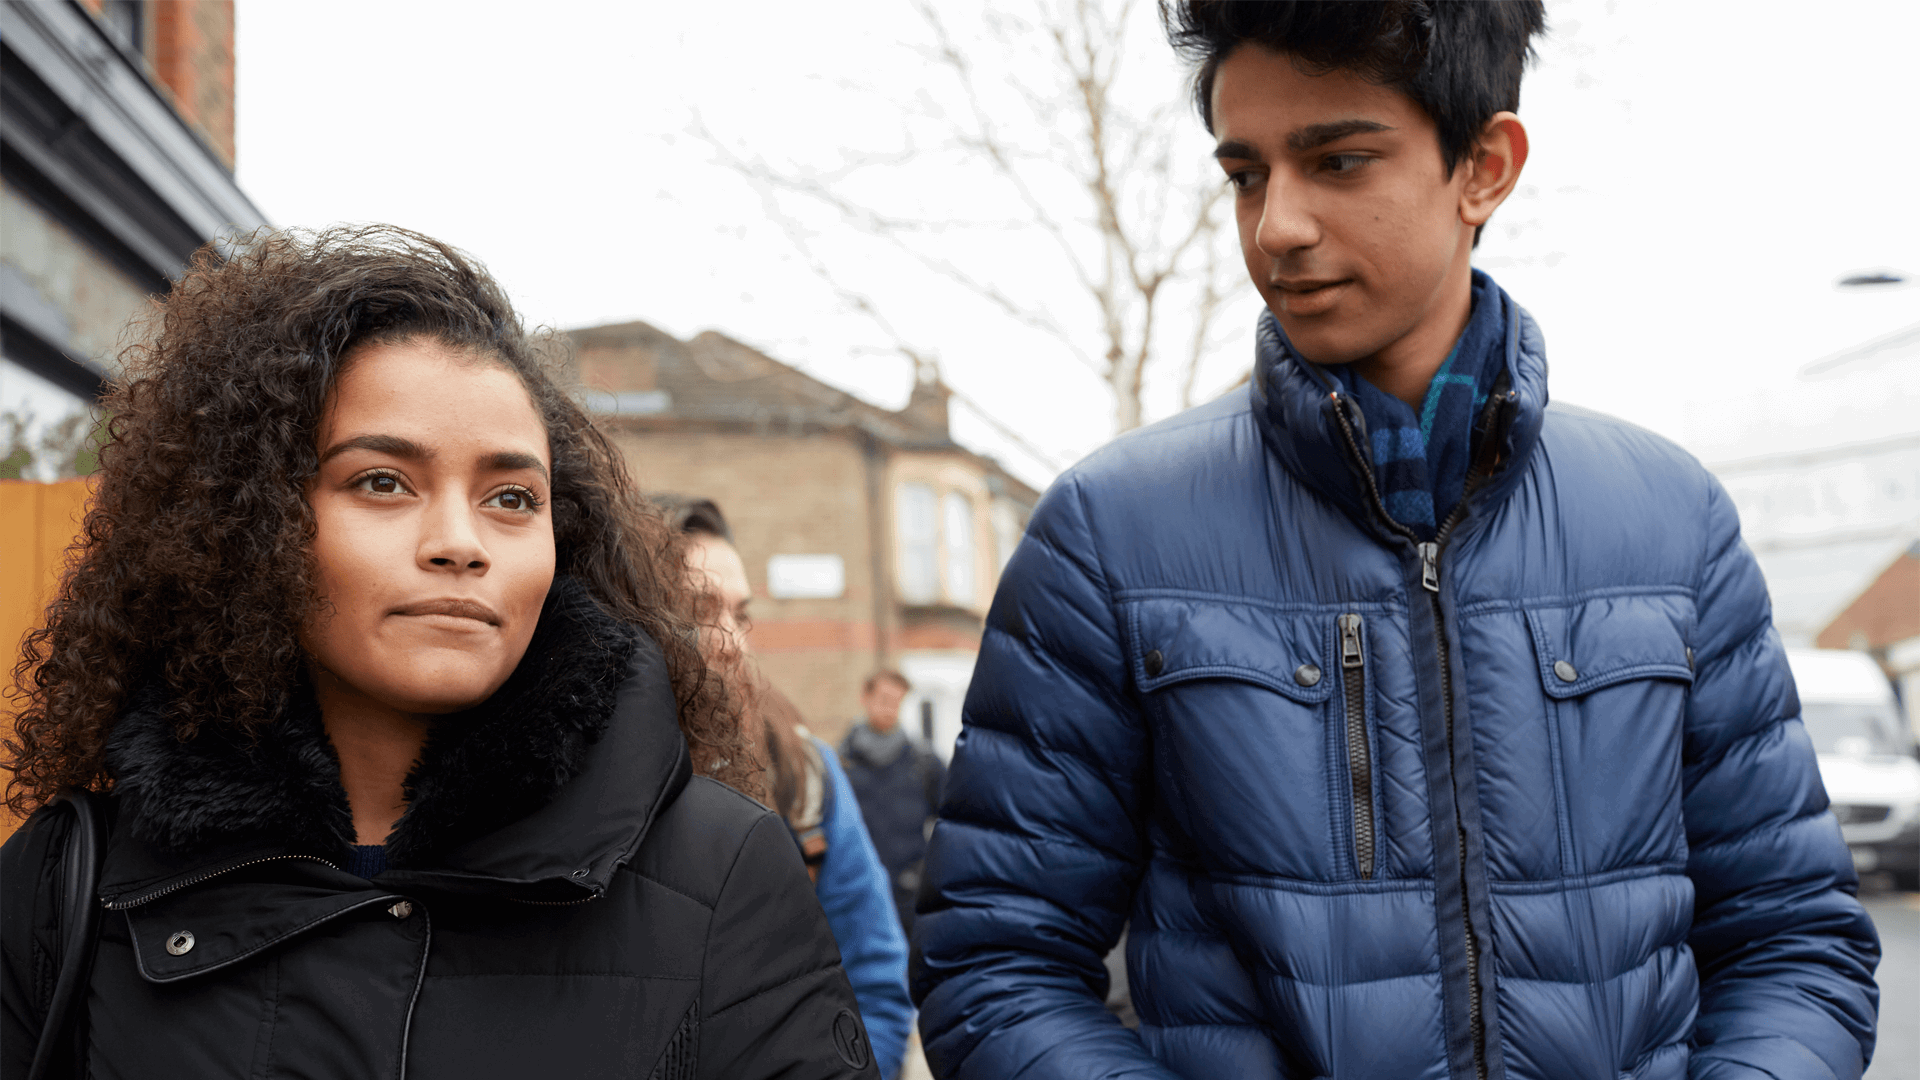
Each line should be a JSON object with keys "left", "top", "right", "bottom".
{"left": 1288, "top": 120, "right": 1393, "bottom": 152}
{"left": 484, "top": 450, "right": 550, "bottom": 484}
{"left": 1213, "top": 138, "right": 1259, "bottom": 162}
{"left": 319, "top": 433, "right": 432, "bottom": 465}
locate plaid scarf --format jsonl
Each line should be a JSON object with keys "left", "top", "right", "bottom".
{"left": 1263, "top": 270, "right": 1509, "bottom": 539}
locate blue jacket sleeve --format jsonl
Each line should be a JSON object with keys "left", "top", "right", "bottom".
{"left": 813, "top": 737, "right": 913, "bottom": 1080}
{"left": 1682, "top": 477, "right": 1880, "bottom": 1080}
{"left": 911, "top": 475, "right": 1178, "bottom": 1080}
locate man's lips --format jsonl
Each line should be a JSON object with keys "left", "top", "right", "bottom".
{"left": 1270, "top": 277, "right": 1349, "bottom": 294}
{"left": 391, "top": 599, "right": 502, "bottom": 626}
{"left": 1268, "top": 277, "right": 1352, "bottom": 317}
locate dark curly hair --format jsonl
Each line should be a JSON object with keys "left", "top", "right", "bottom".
{"left": 4, "top": 225, "right": 761, "bottom": 813}
{"left": 1162, "top": 0, "right": 1546, "bottom": 173}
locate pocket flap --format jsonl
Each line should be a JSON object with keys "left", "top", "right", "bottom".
{"left": 1524, "top": 593, "right": 1694, "bottom": 699}
{"left": 1123, "top": 596, "right": 1335, "bottom": 704}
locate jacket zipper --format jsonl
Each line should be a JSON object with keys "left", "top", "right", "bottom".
{"left": 1327, "top": 390, "right": 1499, "bottom": 1080}
{"left": 1338, "top": 613, "right": 1375, "bottom": 880}
{"left": 102, "top": 854, "right": 341, "bottom": 910}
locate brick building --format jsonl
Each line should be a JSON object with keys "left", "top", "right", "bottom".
{"left": 569, "top": 321, "right": 1038, "bottom": 751}
{"left": 1817, "top": 541, "right": 1920, "bottom": 738}
{"left": 1, "top": 0, "right": 264, "bottom": 478}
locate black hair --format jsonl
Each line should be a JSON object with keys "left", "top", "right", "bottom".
{"left": 1163, "top": 0, "right": 1545, "bottom": 177}
{"left": 651, "top": 494, "right": 734, "bottom": 544}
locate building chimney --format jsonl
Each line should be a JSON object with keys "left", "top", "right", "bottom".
{"left": 903, "top": 378, "right": 951, "bottom": 440}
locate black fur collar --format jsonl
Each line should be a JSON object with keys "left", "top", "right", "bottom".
{"left": 105, "top": 577, "right": 640, "bottom": 868}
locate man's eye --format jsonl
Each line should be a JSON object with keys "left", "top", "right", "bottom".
{"left": 1225, "top": 170, "right": 1258, "bottom": 190}
{"left": 1324, "top": 154, "right": 1369, "bottom": 174}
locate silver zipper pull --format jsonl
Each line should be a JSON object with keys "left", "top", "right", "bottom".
{"left": 1339, "top": 613, "right": 1364, "bottom": 668}
{"left": 1419, "top": 543, "right": 1440, "bottom": 592}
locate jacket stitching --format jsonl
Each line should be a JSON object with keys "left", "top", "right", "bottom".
{"left": 128, "top": 894, "right": 404, "bottom": 984}
{"left": 1113, "top": 588, "right": 1403, "bottom": 614}
{"left": 254, "top": 955, "right": 280, "bottom": 1080}
{"left": 1457, "top": 584, "right": 1697, "bottom": 616}
{"left": 625, "top": 869, "right": 716, "bottom": 911}
{"left": 1687, "top": 806, "right": 1834, "bottom": 854}
{"left": 700, "top": 964, "right": 839, "bottom": 1022}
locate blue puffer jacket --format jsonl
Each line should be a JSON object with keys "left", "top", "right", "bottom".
{"left": 913, "top": 292, "right": 1880, "bottom": 1080}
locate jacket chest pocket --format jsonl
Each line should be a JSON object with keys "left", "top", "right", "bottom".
{"left": 1122, "top": 596, "right": 1382, "bottom": 882}
{"left": 1523, "top": 593, "right": 1696, "bottom": 873}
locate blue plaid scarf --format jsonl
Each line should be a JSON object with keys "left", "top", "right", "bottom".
{"left": 1266, "top": 269, "right": 1509, "bottom": 539}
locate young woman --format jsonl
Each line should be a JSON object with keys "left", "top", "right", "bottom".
{"left": 657, "top": 497, "right": 914, "bottom": 1080}
{"left": 0, "top": 227, "right": 878, "bottom": 1079}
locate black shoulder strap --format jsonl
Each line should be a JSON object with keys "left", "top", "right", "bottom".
{"left": 28, "top": 790, "right": 107, "bottom": 1080}
{"left": 916, "top": 748, "right": 942, "bottom": 816}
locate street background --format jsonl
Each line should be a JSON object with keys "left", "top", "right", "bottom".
{"left": 1, "top": 1, "right": 1914, "bottom": 1075}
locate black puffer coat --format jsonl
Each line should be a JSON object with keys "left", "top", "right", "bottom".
{"left": 1, "top": 581, "right": 879, "bottom": 1080}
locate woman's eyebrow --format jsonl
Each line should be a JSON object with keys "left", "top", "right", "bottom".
{"left": 484, "top": 450, "right": 550, "bottom": 484}
{"left": 320, "top": 433, "right": 431, "bottom": 465}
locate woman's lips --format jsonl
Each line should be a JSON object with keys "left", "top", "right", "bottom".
{"left": 390, "top": 598, "right": 502, "bottom": 626}
{"left": 1271, "top": 278, "right": 1352, "bottom": 318}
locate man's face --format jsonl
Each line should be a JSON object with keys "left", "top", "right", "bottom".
{"left": 862, "top": 680, "right": 906, "bottom": 733}
{"left": 1211, "top": 45, "right": 1477, "bottom": 368}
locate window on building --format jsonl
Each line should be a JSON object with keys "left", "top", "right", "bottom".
{"left": 944, "top": 491, "right": 976, "bottom": 605}
{"left": 896, "top": 482, "right": 938, "bottom": 604}
{"left": 992, "top": 498, "right": 1025, "bottom": 573}
{"left": 99, "top": 1, "right": 144, "bottom": 57}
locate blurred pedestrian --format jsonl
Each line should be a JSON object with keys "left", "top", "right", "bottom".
{"left": 661, "top": 495, "right": 914, "bottom": 1080}
{"left": 0, "top": 226, "right": 876, "bottom": 1079}
{"left": 839, "top": 671, "right": 945, "bottom": 938}
{"left": 912, "top": 4, "right": 1881, "bottom": 1079}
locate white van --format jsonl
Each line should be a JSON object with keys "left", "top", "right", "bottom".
{"left": 1786, "top": 648, "right": 1919, "bottom": 890}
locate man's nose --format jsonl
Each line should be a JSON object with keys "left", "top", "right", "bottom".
{"left": 1255, "top": 174, "right": 1320, "bottom": 257}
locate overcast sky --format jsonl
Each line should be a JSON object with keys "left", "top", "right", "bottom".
{"left": 234, "top": 0, "right": 1920, "bottom": 490}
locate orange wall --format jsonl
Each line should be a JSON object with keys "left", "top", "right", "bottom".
{"left": 0, "top": 479, "right": 94, "bottom": 839}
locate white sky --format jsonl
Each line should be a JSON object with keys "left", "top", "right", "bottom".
{"left": 234, "top": 0, "right": 1920, "bottom": 491}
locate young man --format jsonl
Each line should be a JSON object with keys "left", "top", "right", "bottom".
{"left": 840, "top": 671, "right": 947, "bottom": 937}
{"left": 910, "top": 4, "right": 1880, "bottom": 1079}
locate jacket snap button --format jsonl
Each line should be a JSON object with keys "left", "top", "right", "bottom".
{"left": 1143, "top": 649, "right": 1165, "bottom": 677}
{"left": 165, "top": 930, "right": 195, "bottom": 956}
{"left": 571, "top": 868, "right": 591, "bottom": 878}
{"left": 1294, "top": 664, "right": 1321, "bottom": 687}
{"left": 388, "top": 901, "right": 413, "bottom": 919}
{"left": 1553, "top": 660, "right": 1579, "bottom": 683}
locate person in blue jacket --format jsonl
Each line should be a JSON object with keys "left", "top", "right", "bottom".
{"left": 662, "top": 496, "right": 915, "bottom": 1080}
{"left": 911, "top": 4, "right": 1881, "bottom": 1079}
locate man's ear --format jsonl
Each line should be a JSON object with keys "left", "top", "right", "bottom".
{"left": 1460, "top": 112, "right": 1529, "bottom": 230}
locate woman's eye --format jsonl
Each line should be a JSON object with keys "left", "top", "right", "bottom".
{"left": 356, "top": 472, "right": 407, "bottom": 495}
{"left": 484, "top": 487, "right": 542, "bottom": 513}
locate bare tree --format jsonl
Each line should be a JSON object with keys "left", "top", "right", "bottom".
{"left": 699, "top": 0, "right": 1243, "bottom": 436}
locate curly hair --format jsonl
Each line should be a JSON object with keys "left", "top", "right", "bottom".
{"left": 4, "top": 225, "right": 762, "bottom": 813}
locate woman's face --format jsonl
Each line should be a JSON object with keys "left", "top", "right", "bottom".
{"left": 303, "top": 338, "right": 556, "bottom": 715}
{"left": 686, "top": 532, "right": 752, "bottom": 660}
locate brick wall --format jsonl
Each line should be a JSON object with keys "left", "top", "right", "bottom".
{"left": 77, "top": 0, "right": 236, "bottom": 169}
{"left": 610, "top": 427, "right": 885, "bottom": 742}
{"left": 149, "top": 0, "right": 237, "bottom": 169}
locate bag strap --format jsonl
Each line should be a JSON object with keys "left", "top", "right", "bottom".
{"left": 786, "top": 738, "right": 832, "bottom": 885}
{"left": 28, "top": 790, "right": 107, "bottom": 1080}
